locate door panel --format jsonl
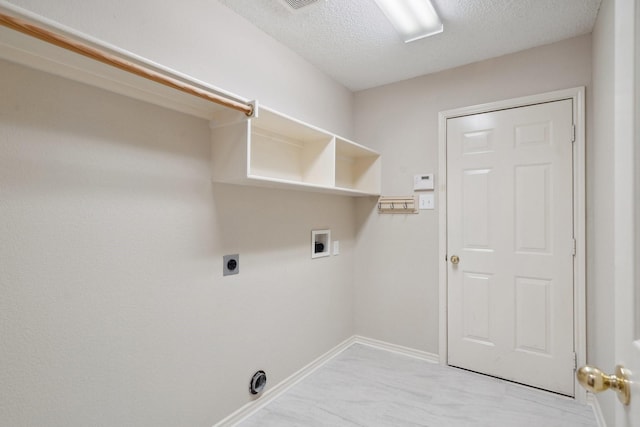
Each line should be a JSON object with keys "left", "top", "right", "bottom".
{"left": 616, "top": 0, "right": 639, "bottom": 423}
{"left": 447, "top": 100, "right": 575, "bottom": 396}
{"left": 462, "top": 169, "right": 492, "bottom": 249}
{"left": 514, "top": 277, "right": 551, "bottom": 354}
{"left": 462, "top": 272, "right": 492, "bottom": 344}
{"left": 515, "top": 164, "right": 551, "bottom": 253}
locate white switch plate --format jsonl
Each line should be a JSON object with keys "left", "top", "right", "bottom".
{"left": 333, "top": 240, "right": 340, "bottom": 255}
{"left": 419, "top": 194, "right": 434, "bottom": 210}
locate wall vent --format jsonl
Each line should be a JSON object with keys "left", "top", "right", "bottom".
{"left": 280, "top": 0, "right": 319, "bottom": 10}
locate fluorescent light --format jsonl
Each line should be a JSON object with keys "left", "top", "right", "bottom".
{"left": 374, "top": 0, "right": 443, "bottom": 43}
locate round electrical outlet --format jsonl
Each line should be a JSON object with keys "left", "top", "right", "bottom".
{"left": 223, "top": 254, "right": 239, "bottom": 276}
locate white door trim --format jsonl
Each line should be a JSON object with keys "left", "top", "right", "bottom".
{"left": 437, "top": 87, "right": 586, "bottom": 402}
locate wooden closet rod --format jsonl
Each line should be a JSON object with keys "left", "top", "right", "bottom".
{"left": 0, "top": 12, "right": 254, "bottom": 117}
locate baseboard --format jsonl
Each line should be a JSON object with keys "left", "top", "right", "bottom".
{"left": 213, "top": 335, "right": 357, "bottom": 427}
{"left": 587, "top": 393, "right": 608, "bottom": 427}
{"left": 213, "top": 335, "right": 438, "bottom": 426}
{"left": 352, "top": 335, "right": 440, "bottom": 363}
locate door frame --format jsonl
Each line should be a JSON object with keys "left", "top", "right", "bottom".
{"left": 437, "top": 87, "right": 587, "bottom": 402}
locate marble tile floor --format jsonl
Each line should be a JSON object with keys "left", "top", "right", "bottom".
{"left": 237, "top": 343, "right": 597, "bottom": 427}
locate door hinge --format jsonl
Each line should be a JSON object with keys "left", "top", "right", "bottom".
{"left": 571, "top": 124, "right": 576, "bottom": 143}
{"left": 573, "top": 352, "right": 577, "bottom": 370}
{"left": 572, "top": 238, "right": 577, "bottom": 256}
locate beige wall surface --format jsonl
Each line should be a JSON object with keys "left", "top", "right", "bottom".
{"left": 0, "top": 59, "right": 357, "bottom": 426}
{"left": 0, "top": 1, "right": 357, "bottom": 425}
{"left": 4, "top": 0, "right": 354, "bottom": 138}
{"left": 353, "top": 35, "right": 592, "bottom": 354}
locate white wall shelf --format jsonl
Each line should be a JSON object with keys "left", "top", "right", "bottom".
{"left": 0, "top": 3, "right": 381, "bottom": 197}
{"left": 211, "top": 108, "right": 381, "bottom": 197}
{"left": 335, "top": 137, "right": 381, "bottom": 195}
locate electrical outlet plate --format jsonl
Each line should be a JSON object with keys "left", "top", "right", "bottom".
{"left": 223, "top": 254, "right": 239, "bottom": 276}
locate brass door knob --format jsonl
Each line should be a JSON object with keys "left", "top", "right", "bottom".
{"left": 450, "top": 255, "right": 460, "bottom": 265}
{"left": 577, "top": 365, "right": 630, "bottom": 405}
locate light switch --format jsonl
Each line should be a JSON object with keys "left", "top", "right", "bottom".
{"left": 419, "top": 194, "right": 434, "bottom": 210}
{"left": 333, "top": 240, "right": 340, "bottom": 255}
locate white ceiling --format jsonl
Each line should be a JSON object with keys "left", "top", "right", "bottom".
{"left": 218, "top": 0, "right": 601, "bottom": 91}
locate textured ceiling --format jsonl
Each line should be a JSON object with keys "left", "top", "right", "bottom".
{"left": 218, "top": 0, "right": 601, "bottom": 91}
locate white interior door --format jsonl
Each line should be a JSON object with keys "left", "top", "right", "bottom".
{"left": 614, "top": 0, "right": 639, "bottom": 423}
{"left": 446, "top": 99, "right": 575, "bottom": 396}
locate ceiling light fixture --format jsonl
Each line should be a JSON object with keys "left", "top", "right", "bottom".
{"left": 374, "top": 0, "right": 443, "bottom": 43}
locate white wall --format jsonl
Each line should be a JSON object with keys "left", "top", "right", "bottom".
{"left": 0, "top": 1, "right": 357, "bottom": 425}
{"left": 4, "top": 0, "right": 354, "bottom": 138}
{"left": 353, "top": 35, "right": 592, "bottom": 353}
{"left": 589, "top": 0, "right": 617, "bottom": 423}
